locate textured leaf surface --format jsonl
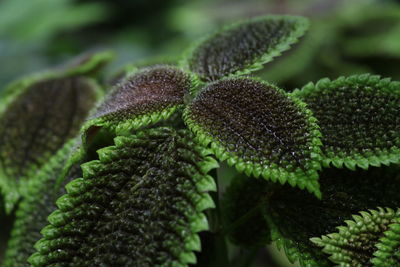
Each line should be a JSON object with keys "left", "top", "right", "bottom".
{"left": 272, "top": 234, "right": 330, "bottom": 267}
{"left": 221, "top": 174, "right": 271, "bottom": 247}
{"left": 293, "top": 74, "right": 400, "bottom": 170}
{"left": 311, "top": 208, "right": 400, "bottom": 267}
{"left": 184, "top": 78, "right": 322, "bottom": 196}
{"left": 84, "top": 65, "right": 195, "bottom": 138}
{"left": 30, "top": 127, "right": 218, "bottom": 266}
{"left": 264, "top": 166, "right": 400, "bottom": 266}
{"left": 186, "top": 15, "right": 309, "bottom": 81}
{"left": 2, "top": 141, "right": 78, "bottom": 267}
{"left": 0, "top": 76, "right": 100, "bottom": 209}
{"left": 372, "top": 217, "right": 400, "bottom": 267}
{"left": 0, "top": 49, "right": 111, "bottom": 115}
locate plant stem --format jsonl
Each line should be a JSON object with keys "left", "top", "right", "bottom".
{"left": 209, "top": 168, "right": 229, "bottom": 266}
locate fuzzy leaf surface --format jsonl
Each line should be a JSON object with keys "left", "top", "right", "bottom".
{"left": 0, "top": 76, "right": 100, "bottom": 209}
{"left": 372, "top": 217, "right": 400, "bottom": 266}
{"left": 186, "top": 15, "right": 309, "bottom": 81}
{"left": 264, "top": 166, "right": 400, "bottom": 266}
{"left": 311, "top": 208, "right": 400, "bottom": 267}
{"left": 30, "top": 127, "right": 218, "bottom": 266}
{"left": 84, "top": 65, "right": 195, "bottom": 139}
{"left": 184, "top": 78, "right": 322, "bottom": 196}
{"left": 2, "top": 141, "right": 79, "bottom": 267}
{"left": 293, "top": 74, "right": 400, "bottom": 170}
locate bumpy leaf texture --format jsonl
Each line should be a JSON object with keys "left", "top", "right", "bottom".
{"left": 30, "top": 127, "right": 218, "bottom": 266}
{"left": 184, "top": 78, "right": 322, "bottom": 196}
{"left": 186, "top": 15, "right": 309, "bottom": 81}
{"left": 221, "top": 174, "right": 271, "bottom": 247}
{"left": 264, "top": 166, "right": 400, "bottom": 266}
{"left": 84, "top": 65, "right": 195, "bottom": 139}
{"left": 293, "top": 74, "right": 400, "bottom": 170}
{"left": 372, "top": 217, "right": 400, "bottom": 266}
{"left": 311, "top": 208, "right": 400, "bottom": 267}
{"left": 2, "top": 141, "right": 78, "bottom": 267}
{"left": 0, "top": 76, "right": 100, "bottom": 210}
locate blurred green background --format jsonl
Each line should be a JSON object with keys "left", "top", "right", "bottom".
{"left": 1, "top": 0, "right": 400, "bottom": 266}
{"left": 2, "top": 0, "right": 400, "bottom": 92}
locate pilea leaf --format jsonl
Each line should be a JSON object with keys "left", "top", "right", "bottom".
{"left": 30, "top": 127, "right": 218, "bottom": 266}
{"left": 372, "top": 217, "right": 400, "bottom": 267}
{"left": 221, "top": 174, "right": 271, "bottom": 247}
{"left": 0, "top": 50, "right": 112, "bottom": 115}
{"left": 2, "top": 140, "right": 78, "bottom": 267}
{"left": 293, "top": 74, "right": 400, "bottom": 170}
{"left": 264, "top": 166, "right": 400, "bottom": 266}
{"left": 311, "top": 208, "right": 400, "bottom": 267}
{"left": 83, "top": 65, "right": 196, "bottom": 142}
{"left": 0, "top": 76, "right": 101, "bottom": 211}
{"left": 185, "top": 15, "right": 309, "bottom": 81}
{"left": 184, "top": 78, "right": 323, "bottom": 197}
{"left": 272, "top": 234, "right": 330, "bottom": 267}
{"left": 3, "top": 126, "right": 111, "bottom": 267}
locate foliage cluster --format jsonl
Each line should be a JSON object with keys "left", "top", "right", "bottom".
{"left": 0, "top": 5, "right": 400, "bottom": 267}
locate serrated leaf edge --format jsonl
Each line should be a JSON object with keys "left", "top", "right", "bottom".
{"left": 179, "top": 15, "right": 309, "bottom": 82}
{"left": 292, "top": 74, "right": 400, "bottom": 171}
{"left": 183, "top": 77, "right": 323, "bottom": 198}
{"left": 29, "top": 129, "right": 219, "bottom": 266}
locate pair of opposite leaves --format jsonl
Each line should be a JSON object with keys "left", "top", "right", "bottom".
{"left": 0, "top": 15, "right": 398, "bottom": 266}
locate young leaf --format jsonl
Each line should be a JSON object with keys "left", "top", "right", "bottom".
{"left": 293, "top": 74, "right": 400, "bottom": 170}
{"left": 2, "top": 140, "right": 78, "bottom": 267}
{"left": 83, "top": 65, "right": 196, "bottom": 141}
{"left": 221, "top": 174, "right": 271, "bottom": 247}
{"left": 372, "top": 217, "right": 400, "bottom": 267}
{"left": 0, "top": 76, "right": 101, "bottom": 211}
{"left": 184, "top": 78, "right": 322, "bottom": 197}
{"left": 30, "top": 127, "right": 218, "bottom": 266}
{"left": 311, "top": 208, "right": 400, "bottom": 267}
{"left": 264, "top": 166, "right": 400, "bottom": 266}
{"left": 185, "top": 15, "right": 309, "bottom": 81}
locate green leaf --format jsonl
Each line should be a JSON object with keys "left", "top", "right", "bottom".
{"left": 83, "top": 65, "right": 196, "bottom": 142}
{"left": 2, "top": 140, "right": 78, "bottom": 267}
{"left": 184, "top": 15, "right": 309, "bottom": 81}
{"left": 264, "top": 166, "right": 400, "bottom": 266}
{"left": 184, "top": 78, "right": 323, "bottom": 197}
{"left": 221, "top": 174, "right": 271, "bottom": 247}
{"left": 0, "top": 49, "right": 112, "bottom": 109}
{"left": 272, "top": 234, "right": 330, "bottom": 267}
{"left": 0, "top": 75, "right": 101, "bottom": 212}
{"left": 293, "top": 74, "right": 400, "bottom": 170}
{"left": 56, "top": 50, "right": 115, "bottom": 77}
{"left": 372, "top": 217, "right": 400, "bottom": 267}
{"left": 30, "top": 127, "right": 218, "bottom": 266}
{"left": 311, "top": 208, "right": 400, "bottom": 267}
